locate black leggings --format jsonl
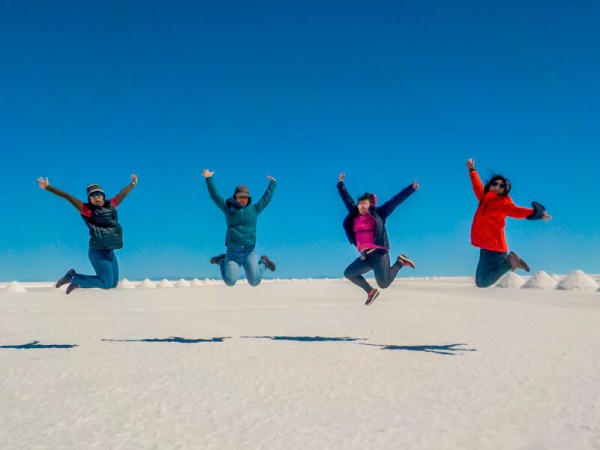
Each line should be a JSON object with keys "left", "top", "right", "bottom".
{"left": 344, "top": 249, "right": 403, "bottom": 293}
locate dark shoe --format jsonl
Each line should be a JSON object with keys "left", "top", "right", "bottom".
{"left": 508, "top": 251, "right": 530, "bottom": 272}
{"left": 260, "top": 255, "right": 276, "bottom": 272}
{"left": 210, "top": 254, "right": 226, "bottom": 265}
{"left": 56, "top": 269, "right": 76, "bottom": 288}
{"left": 365, "top": 288, "right": 380, "bottom": 306}
{"left": 66, "top": 283, "right": 80, "bottom": 294}
{"left": 398, "top": 254, "right": 416, "bottom": 269}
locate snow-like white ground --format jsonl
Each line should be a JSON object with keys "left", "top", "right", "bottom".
{"left": 1, "top": 278, "right": 599, "bottom": 450}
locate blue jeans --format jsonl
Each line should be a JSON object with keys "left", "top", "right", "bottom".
{"left": 220, "top": 246, "right": 266, "bottom": 287}
{"left": 72, "top": 248, "right": 119, "bottom": 289}
{"left": 475, "top": 249, "right": 511, "bottom": 288}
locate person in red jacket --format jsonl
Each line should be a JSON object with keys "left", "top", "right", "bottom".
{"left": 467, "top": 159, "right": 551, "bottom": 287}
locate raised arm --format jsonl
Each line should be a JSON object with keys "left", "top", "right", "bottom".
{"left": 377, "top": 181, "right": 418, "bottom": 219}
{"left": 38, "top": 177, "right": 82, "bottom": 211}
{"left": 114, "top": 174, "right": 138, "bottom": 205}
{"left": 254, "top": 176, "right": 277, "bottom": 214}
{"left": 467, "top": 159, "right": 484, "bottom": 200}
{"left": 203, "top": 169, "right": 226, "bottom": 212}
{"left": 337, "top": 172, "right": 355, "bottom": 213}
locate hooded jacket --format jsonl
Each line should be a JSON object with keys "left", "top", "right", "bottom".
{"left": 207, "top": 177, "right": 276, "bottom": 247}
{"left": 469, "top": 170, "right": 544, "bottom": 252}
{"left": 338, "top": 181, "right": 416, "bottom": 250}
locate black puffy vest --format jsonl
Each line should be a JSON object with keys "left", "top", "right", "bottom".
{"left": 81, "top": 201, "right": 123, "bottom": 250}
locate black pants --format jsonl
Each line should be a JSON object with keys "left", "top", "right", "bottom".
{"left": 344, "top": 249, "right": 403, "bottom": 294}
{"left": 475, "top": 249, "right": 512, "bottom": 288}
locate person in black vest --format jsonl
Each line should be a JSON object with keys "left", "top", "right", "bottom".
{"left": 37, "top": 175, "right": 137, "bottom": 294}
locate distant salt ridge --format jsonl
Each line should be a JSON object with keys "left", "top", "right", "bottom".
{"left": 5, "top": 281, "right": 27, "bottom": 293}
{"left": 138, "top": 279, "right": 157, "bottom": 289}
{"left": 496, "top": 272, "right": 524, "bottom": 288}
{"left": 118, "top": 279, "right": 137, "bottom": 289}
{"left": 157, "top": 279, "right": 175, "bottom": 288}
{"left": 190, "top": 278, "right": 204, "bottom": 286}
{"left": 522, "top": 271, "right": 557, "bottom": 289}
{"left": 203, "top": 279, "right": 216, "bottom": 286}
{"left": 176, "top": 279, "right": 191, "bottom": 287}
{"left": 556, "top": 270, "right": 600, "bottom": 291}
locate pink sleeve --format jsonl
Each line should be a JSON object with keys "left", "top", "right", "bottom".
{"left": 80, "top": 203, "right": 92, "bottom": 218}
{"left": 111, "top": 197, "right": 120, "bottom": 208}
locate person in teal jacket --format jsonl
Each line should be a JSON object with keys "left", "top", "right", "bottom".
{"left": 203, "top": 169, "right": 277, "bottom": 286}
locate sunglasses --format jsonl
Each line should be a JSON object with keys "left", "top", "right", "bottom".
{"left": 89, "top": 192, "right": 104, "bottom": 198}
{"left": 491, "top": 181, "right": 505, "bottom": 188}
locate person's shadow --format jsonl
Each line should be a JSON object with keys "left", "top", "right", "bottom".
{"left": 102, "top": 337, "right": 229, "bottom": 344}
{"left": 241, "top": 336, "right": 366, "bottom": 343}
{"left": 0, "top": 341, "right": 78, "bottom": 349}
{"left": 360, "top": 343, "right": 476, "bottom": 355}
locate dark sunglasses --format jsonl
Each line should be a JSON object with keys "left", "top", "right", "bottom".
{"left": 491, "top": 181, "right": 505, "bottom": 188}
{"left": 89, "top": 192, "right": 104, "bottom": 198}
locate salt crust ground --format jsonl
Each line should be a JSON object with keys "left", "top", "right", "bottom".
{"left": 1, "top": 278, "right": 599, "bottom": 450}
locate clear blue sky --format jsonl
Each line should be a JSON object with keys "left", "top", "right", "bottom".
{"left": 1, "top": 0, "right": 598, "bottom": 281}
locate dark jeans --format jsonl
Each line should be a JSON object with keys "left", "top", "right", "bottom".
{"left": 475, "top": 249, "right": 511, "bottom": 288}
{"left": 344, "top": 249, "right": 403, "bottom": 293}
{"left": 72, "top": 248, "right": 119, "bottom": 289}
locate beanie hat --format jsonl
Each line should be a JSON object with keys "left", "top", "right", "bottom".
{"left": 86, "top": 184, "right": 105, "bottom": 197}
{"left": 233, "top": 185, "right": 250, "bottom": 198}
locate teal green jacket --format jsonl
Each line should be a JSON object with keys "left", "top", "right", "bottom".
{"left": 206, "top": 177, "right": 277, "bottom": 247}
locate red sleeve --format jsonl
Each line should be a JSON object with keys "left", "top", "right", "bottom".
{"left": 80, "top": 203, "right": 92, "bottom": 218}
{"left": 111, "top": 197, "right": 119, "bottom": 208}
{"left": 503, "top": 198, "right": 534, "bottom": 219}
{"left": 469, "top": 170, "right": 484, "bottom": 201}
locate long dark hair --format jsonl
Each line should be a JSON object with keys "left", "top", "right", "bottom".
{"left": 484, "top": 174, "right": 511, "bottom": 196}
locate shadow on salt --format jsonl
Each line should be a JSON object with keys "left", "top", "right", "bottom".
{"left": 0, "top": 340, "right": 78, "bottom": 350}
{"left": 360, "top": 342, "right": 477, "bottom": 356}
{"left": 102, "top": 337, "right": 229, "bottom": 344}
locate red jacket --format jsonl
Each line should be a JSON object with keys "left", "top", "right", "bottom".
{"left": 469, "top": 170, "right": 533, "bottom": 252}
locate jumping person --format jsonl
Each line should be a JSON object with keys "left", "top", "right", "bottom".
{"left": 203, "top": 169, "right": 277, "bottom": 287}
{"left": 338, "top": 172, "right": 418, "bottom": 305}
{"left": 37, "top": 175, "right": 137, "bottom": 294}
{"left": 467, "top": 158, "right": 551, "bottom": 288}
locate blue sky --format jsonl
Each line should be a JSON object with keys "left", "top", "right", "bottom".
{"left": 1, "top": 0, "right": 598, "bottom": 281}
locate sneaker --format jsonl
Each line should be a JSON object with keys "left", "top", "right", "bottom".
{"left": 66, "top": 283, "right": 80, "bottom": 295}
{"left": 260, "top": 255, "right": 276, "bottom": 272}
{"left": 365, "top": 288, "right": 380, "bottom": 306}
{"left": 508, "top": 251, "right": 530, "bottom": 272}
{"left": 398, "top": 254, "right": 416, "bottom": 269}
{"left": 56, "top": 269, "right": 76, "bottom": 288}
{"left": 210, "top": 254, "right": 226, "bottom": 265}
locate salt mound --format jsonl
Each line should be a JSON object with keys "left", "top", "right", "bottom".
{"left": 138, "top": 279, "right": 157, "bottom": 289}
{"left": 203, "top": 279, "right": 216, "bottom": 286}
{"left": 522, "top": 271, "right": 557, "bottom": 289}
{"left": 175, "top": 279, "right": 191, "bottom": 287}
{"left": 5, "top": 281, "right": 27, "bottom": 293}
{"left": 118, "top": 278, "right": 137, "bottom": 289}
{"left": 496, "top": 271, "right": 524, "bottom": 288}
{"left": 190, "top": 278, "right": 204, "bottom": 287}
{"left": 237, "top": 279, "right": 248, "bottom": 285}
{"left": 157, "top": 279, "right": 175, "bottom": 288}
{"left": 556, "top": 270, "right": 600, "bottom": 291}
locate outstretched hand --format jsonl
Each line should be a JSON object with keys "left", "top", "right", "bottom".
{"left": 542, "top": 212, "right": 552, "bottom": 222}
{"left": 338, "top": 172, "right": 345, "bottom": 183}
{"left": 202, "top": 169, "right": 215, "bottom": 178}
{"left": 267, "top": 175, "right": 277, "bottom": 182}
{"left": 130, "top": 174, "right": 138, "bottom": 186}
{"left": 412, "top": 180, "right": 420, "bottom": 190}
{"left": 37, "top": 177, "right": 49, "bottom": 190}
{"left": 466, "top": 159, "right": 475, "bottom": 170}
